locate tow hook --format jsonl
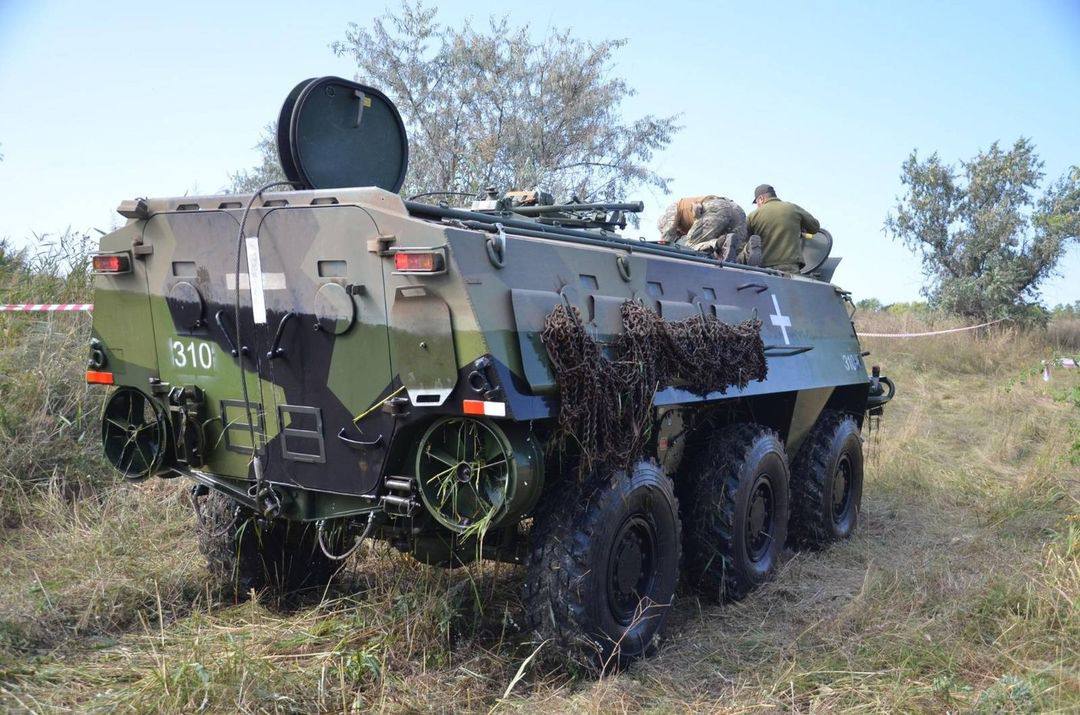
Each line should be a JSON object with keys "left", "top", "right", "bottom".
{"left": 867, "top": 365, "right": 895, "bottom": 414}
{"left": 248, "top": 481, "right": 283, "bottom": 519}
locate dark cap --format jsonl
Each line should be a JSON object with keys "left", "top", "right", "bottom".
{"left": 753, "top": 184, "right": 776, "bottom": 202}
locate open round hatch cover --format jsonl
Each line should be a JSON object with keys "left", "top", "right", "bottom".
{"left": 277, "top": 76, "right": 409, "bottom": 192}
{"left": 800, "top": 228, "right": 833, "bottom": 275}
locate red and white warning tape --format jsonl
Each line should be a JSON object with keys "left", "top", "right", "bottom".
{"left": 0, "top": 303, "right": 93, "bottom": 312}
{"left": 858, "top": 318, "right": 1005, "bottom": 338}
{"left": 1042, "top": 357, "right": 1078, "bottom": 382}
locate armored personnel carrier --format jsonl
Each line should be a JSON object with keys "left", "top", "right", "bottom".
{"left": 87, "top": 76, "right": 894, "bottom": 667}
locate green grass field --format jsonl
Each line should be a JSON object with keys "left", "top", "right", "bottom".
{"left": 0, "top": 245, "right": 1077, "bottom": 712}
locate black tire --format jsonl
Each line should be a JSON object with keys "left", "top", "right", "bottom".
{"left": 524, "top": 462, "right": 682, "bottom": 670}
{"left": 194, "top": 490, "right": 340, "bottom": 598}
{"left": 789, "top": 410, "right": 863, "bottom": 548}
{"left": 678, "top": 423, "right": 790, "bottom": 602}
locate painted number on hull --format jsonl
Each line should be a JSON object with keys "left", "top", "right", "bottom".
{"left": 841, "top": 353, "right": 862, "bottom": 371}
{"left": 170, "top": 339, "right": 214, "bottom": 370}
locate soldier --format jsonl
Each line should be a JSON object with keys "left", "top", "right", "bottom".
{"left": 745, "top": 184, "right": 820, "bottom": 273}
{"left": 656, "top": 195, "right": 749, "bottom": 262}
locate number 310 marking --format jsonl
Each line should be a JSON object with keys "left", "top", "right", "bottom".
{"left": 171, "top": 339, "right": 214, "bottom": 370}
{"left": 841, "top": 353, "right": 861, "bottom": 371}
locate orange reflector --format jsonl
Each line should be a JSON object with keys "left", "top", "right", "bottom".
{"left": 393, "top": 251, "right": 442, "bottom": 272}
{"left": 85, "top": 370, "right": 115, "bottom": 385}
{"left": 92, "top": 253, "right": 131, "bottom": 274}
{"left": 462, "top": 399, "right": 506, "bottom": 417}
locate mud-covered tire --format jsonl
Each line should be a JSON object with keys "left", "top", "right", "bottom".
{"left": 678, "top": 423, "right": 790, "bottom": 602}
{"left": 524, "top": 462, "right": 681, "bottom": 670}
{"left": 194, "top": 490, "right": 340, "bottom": 598}
{"left": 789, "top": 411, "right": 863, "bottom": 548}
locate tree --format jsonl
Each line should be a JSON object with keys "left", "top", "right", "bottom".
{"left": 885, "top": 138, "right": 1079, "bottom": 323}
{"left": 1051, "top": 301, "right": 1080, "bottom": 318}
{"left": 855, "top": 297, "right": 883, "bottom": 312}
{"left": 226, "top": 126, "right": 280, "bottom": 194}
{"left": 229, "top": 2, "right": 679, "bottom": 203}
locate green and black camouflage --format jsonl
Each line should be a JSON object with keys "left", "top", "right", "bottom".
{"left": 86, "top": 75, "right": 894, "bottom": 665}
{"left": 90, "top": 184, "right": 892, "bottom": 510}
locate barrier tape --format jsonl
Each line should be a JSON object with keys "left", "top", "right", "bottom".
{"left": 0, "top": 303, "right": 93, "bottom": 312}
{"left": 858, "top": 318, "right": 1006, "bottom": 338}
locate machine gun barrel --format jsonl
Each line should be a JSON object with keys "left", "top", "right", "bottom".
{"left": 511, "top": 201, "right": 644, "bottom": 216}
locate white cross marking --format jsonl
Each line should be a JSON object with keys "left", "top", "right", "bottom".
{"left": 769, "top": 294, "right": 792, "bottom": 345}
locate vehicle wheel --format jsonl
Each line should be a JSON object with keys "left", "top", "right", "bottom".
{"left": 523, "top": 461, "right": 681, "bottom": 670}
{"left": 789, "top": 410, "right": 863, "bottom": 548}
{"left": 678, "top": 423, "right": 790, "bottom": 602}
{"left": 194, "top": 490, "right": 340, "bottom": 598}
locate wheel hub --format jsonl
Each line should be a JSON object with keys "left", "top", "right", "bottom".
{"left": 832, "top": 456, "right": 852, "bottom": 525}
{"left": 607, "top": 516, "right": 658, "bottom": 625}
{"left": 745, "top": 475, "right": 774, "bottom": 562}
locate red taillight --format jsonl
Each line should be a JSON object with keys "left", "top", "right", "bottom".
{"left": 393, "top": 251, "right": 444, "bottom": 273}
{"left": 92, "top": 253, "right": 131, "bottom": 274}
{"left": 85, "top": 370, "right": 115, "bottom": 385}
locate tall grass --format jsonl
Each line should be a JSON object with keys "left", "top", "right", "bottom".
{"left": 0, "top": 233, "right": 112, "bottom": 526}
{"left": 0, "top": 253, "right": 1077, "bottom": 712}
{"left": 1048, "top": 318, "right": 1080, "bottom": 352}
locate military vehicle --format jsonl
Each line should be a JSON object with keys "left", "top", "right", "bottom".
{"left": 87, "top": 76, "right": 895, "bottom": 667}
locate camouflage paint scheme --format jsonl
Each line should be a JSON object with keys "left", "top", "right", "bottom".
{"left": 91, "top": 187, "right": 879, "bottom": 523}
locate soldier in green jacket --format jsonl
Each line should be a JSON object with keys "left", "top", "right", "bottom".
{"left": 745, "top": 184, "right": 820, "bottom": 273}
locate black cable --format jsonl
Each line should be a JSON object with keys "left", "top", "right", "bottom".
{"left": 232, "top": 180, "right": 301, "bottom": 512}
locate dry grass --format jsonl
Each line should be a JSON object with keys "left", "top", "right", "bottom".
{"left": 1047, "top": 318, "right": 1080, "bottom": 352}
{"left": 0, "top": 234, "right": 106, "bottom": 526}
{"left": 0, "top": 293, "right": 1077, "bottom": 711}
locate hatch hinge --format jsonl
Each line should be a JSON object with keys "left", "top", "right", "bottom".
{"left": 130, "top": 225, "right": 153, "bottom": 258}
{"left": 367, "top": 234, "right": 396, "bottom": 256}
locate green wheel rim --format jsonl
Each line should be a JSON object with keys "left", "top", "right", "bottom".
{"left": 415, "top": 417, "right": 514, "bottom": 535}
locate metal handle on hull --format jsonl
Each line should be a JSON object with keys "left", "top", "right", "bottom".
{"left": 266, "top": 311, "right": 295, "bottom": 359}
{"left": 214, "top": 309, "right": 248, "bottom": 357}
{"left": 485, "top": 223, "right": 507, "bottom": 268}
{"left": 337, "top": 426, "right": 384, "bottom": 449}
{"left": 763, "top": 344, "right": 814, "bottom": 356}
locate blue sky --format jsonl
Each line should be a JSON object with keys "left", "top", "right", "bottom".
{"left": 1, "top": 0, "right": 1077, "bottom": 305}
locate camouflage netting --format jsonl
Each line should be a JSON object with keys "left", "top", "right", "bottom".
{"left": 540, "top": 299, "right": 767, "bottom": 472}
